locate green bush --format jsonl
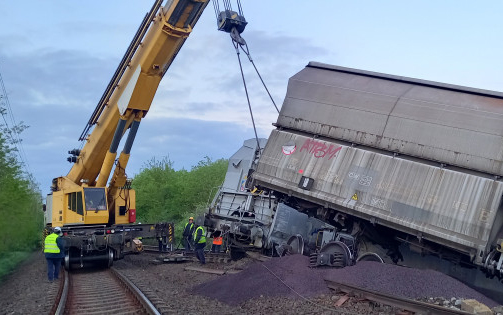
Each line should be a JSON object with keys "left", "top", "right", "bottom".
{"left": 0, "top": 251, "right": 32, "bottom": 280}
{"left": 0, "top": 129, "right": 43, "bottom": 280}
{"left": 133, "top": 156, "right": 227, "bottom": 245}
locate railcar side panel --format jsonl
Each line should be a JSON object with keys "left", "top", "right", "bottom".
{"left": 253, "top": 130, "right": 503, "bottom": 263}
{"left": 277, "top": 62, "right": 503, "bottom": 176}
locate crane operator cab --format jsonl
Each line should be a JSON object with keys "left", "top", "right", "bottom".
{"left": 46, "top": 182, "right": 136, "bottom": 227}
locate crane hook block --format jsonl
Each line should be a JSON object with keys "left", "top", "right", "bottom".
{"left": 217, "top": 10, "right": 247, "bottom": 34}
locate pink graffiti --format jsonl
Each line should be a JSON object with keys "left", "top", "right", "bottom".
{"left": 300, "top": 139, "right": 342, "bottom": 160}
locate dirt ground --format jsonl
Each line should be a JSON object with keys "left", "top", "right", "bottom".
{"left": 113, "top": 252, "right": 400, "bottom": 315}
{"left": 0, "top": 251, "right": 500, "bottom": 315}
{"left": 0, "top": 251, "right": 59, "bottom": 315}
{"left": 0, "top": 251, "right": 396, "bottom": 314}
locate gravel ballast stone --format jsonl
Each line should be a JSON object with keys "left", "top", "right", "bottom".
{"left": 324, "top": 261, "right": 499, "bottom": 308}
{"left": 193, "top": 254, "right": 499, "bottom": 308}
{"left": 1, "top": 251, "right": 500, "bottom": 314}
{"left": 192, "top": 254, "right": 329, "bottom": 305}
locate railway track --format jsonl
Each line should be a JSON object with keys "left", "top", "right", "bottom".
{"left": 52, "top": 267, "right": 160, "bottom": 315}
{"left": 143, "top": 245, "right": 232, "bottom": 264}
{"left": 325, "top": 279, "right": 475, "bottom": 315}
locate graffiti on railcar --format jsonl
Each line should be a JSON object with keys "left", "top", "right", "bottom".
{"left": 300, "top": 139, "right": 342, "bottom": 159}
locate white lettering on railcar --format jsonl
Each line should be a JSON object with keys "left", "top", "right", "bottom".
{"left": 370, "top": 197, "right": 387, "bottom": 210}
{"left": 452, "top": 201, "right": 468, "bottom": 211}
{"left": 348, "top": 172, "right": 373, "bottom": 187}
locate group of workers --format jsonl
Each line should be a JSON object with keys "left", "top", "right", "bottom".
{"left": 182, "top": 217, "right": 223, "bottom": 265}
{"left": 43, "top": 217, "right": 223, "bottom": 280}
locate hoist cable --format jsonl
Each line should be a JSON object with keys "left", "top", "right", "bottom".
{"left": 212, "top": 0, "right": 220, "bottom": 20}
{"left": 237, "top": 0, "right": 244, "bottom": 15}
{"left": 239, "top": 45, "right": 279, "bottom": 113}
{"left": 232, "top": 39, "right": 261, "bottom": 151}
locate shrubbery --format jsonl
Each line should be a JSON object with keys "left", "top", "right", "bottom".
{"left": 132, "top": 156, "right": 227, "bottom": 246}
{"left": 0, "top": 130, "right": 44, "bottom": 279}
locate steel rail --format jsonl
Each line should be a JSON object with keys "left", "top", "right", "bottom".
{"left": 143, "top": 246, "right": 232, "bottom": 264}
{"left": 111, "top": 267, "right": 161, "bottom": 315}
{"left": 52, "top": 268, "right": 161, "bottom": 315}
{"left": 50, "top": 270, "right": 68, "bottom": 315}
{"left": 325, "top": 279, "right": 474, "bottom": 315}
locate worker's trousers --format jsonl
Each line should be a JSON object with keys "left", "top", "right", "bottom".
{"left": 46, "top": 257, "right": 62, "bottom": 281}
{"left": 194, "top": 242, "right": 206, "bottom": 264}
{"left": 183, "top": 236, "right": 192, "bottom": 251}
{"left": 211, "top": 244, "right": 221, "bottom": 253}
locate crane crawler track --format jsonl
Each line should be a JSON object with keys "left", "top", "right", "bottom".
{"left": 52, "top": 267, "right": 161, "bottom": 315}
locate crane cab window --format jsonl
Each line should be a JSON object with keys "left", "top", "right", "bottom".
{"left": 84, "top": 188, "right": 107, "bottom": 211}
{"left": 67, "top": 192, "right": 83, "bottom": 215}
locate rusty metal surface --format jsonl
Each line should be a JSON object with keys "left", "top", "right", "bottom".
{"left": 143, "top": 247, "right": 232, "bottom": 264}
{"left": 325, "top": 279, "right": 475, "bottom": 315}
{"left": 52, "top": 270, "right": 67, "bottom": 315}
{"left": 59, "top": 268, "right": 160, "bottom": 314}
{"left": 277, "top": 62, "right": 503, "bottom": 176}
{"left": 253, "top": 130, "right": 503, "bottom": 263}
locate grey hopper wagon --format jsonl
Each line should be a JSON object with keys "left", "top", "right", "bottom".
{"left": 251, "top": 62, "right": 503, "bottom": 296}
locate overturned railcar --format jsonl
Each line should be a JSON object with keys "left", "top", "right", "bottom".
{"left": 251, "top": 62, "right": 503, "bottom": 297}
{"left": 204, "top": 139, "right": 273, "bottom": 249}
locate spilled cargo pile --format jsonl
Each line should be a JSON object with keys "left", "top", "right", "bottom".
{"left": 324, "top": 261, "right": 498, "bottom": 308}
{"left": 191, "top": 254, "right": 499, "bottom": 308}
{"left": 191, "top": 254, "right": 329, "bottom": 305}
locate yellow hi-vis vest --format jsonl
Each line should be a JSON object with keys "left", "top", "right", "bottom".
{"left": 184, "top": 222, "right": 194, "bottom": 232}
{"left": 194, "top": 226, "right": 206, "bottom": 244}
{"left": 44, "top": 233, "right": 60, "bottom": 253}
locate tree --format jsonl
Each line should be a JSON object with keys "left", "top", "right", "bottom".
{"left": 132, "top": 156, "right": 228, "bottom": 244}
{"left": 0, "top": 128, "right": 44, "bottom": 279}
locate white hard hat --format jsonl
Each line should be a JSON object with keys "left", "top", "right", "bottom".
{"left": 54, "top": 227, "right": 62, "bottom": 232}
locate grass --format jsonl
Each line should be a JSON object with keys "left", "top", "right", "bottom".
{"left": 0, "top": 251, "right": 34, "bottom": 283}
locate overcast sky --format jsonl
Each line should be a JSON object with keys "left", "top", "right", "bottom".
{"left": 1, "top": 1, "right": 502, "bottom": 197}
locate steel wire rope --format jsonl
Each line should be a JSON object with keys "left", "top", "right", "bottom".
{"left": 239, "top": 45, "right": 279, "bottom": 113}
{"left": 212, "top": 0, "right": 220, "bottom": 20}
{"left": 261, "top": 262, "right": 363, "bottom": 315}
{"left": 232, "top": 39, "right": 261, "bottom": 151}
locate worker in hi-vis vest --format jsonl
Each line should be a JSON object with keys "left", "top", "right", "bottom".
{"left": 182, "top": 217, "right": 195, "bottom": 251}
{"left": 44, "top": 226, "right": 65, "bottom": 282}
{"left": 193, "top": 224, "right": 207, "bottom": 264}
{"left": 211, "top": 230, "right": 223, "bottom": 253}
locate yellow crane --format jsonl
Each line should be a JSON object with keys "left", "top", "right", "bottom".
{"left": 45, "top": 0, "right": 209, "bottom": 268}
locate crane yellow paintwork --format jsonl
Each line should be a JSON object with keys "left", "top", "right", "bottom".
{"left": 45, "top": 0, "right": 209, "bottom": 268}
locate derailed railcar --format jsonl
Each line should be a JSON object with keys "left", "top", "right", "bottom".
{"left": 251, "top": 62, "right": 503, "bottom": 298}
{"left": 204, "top": 138, "right": 275, "bottom": 252}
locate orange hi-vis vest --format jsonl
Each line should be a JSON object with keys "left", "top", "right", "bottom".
{"left": 213, "top": 236, "right": 223, "bottom": 245}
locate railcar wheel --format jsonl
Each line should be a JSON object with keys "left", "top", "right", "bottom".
{"left": 484, "top": 250, "right": 498, "bottom": 278}
{"left": 318, "top": 241, "right": 351, "bottom": 267}
{"left": 356, "top": 252, "right": 384, "bottom": 263}
{"left": 107, "top": 248, "right": 114, "bottom": 268}
{"left": 286, "top": 234, "right": 304, "bottom": 255}
{"left": 64, "top": 252, "right": 71, "bottom": 271}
